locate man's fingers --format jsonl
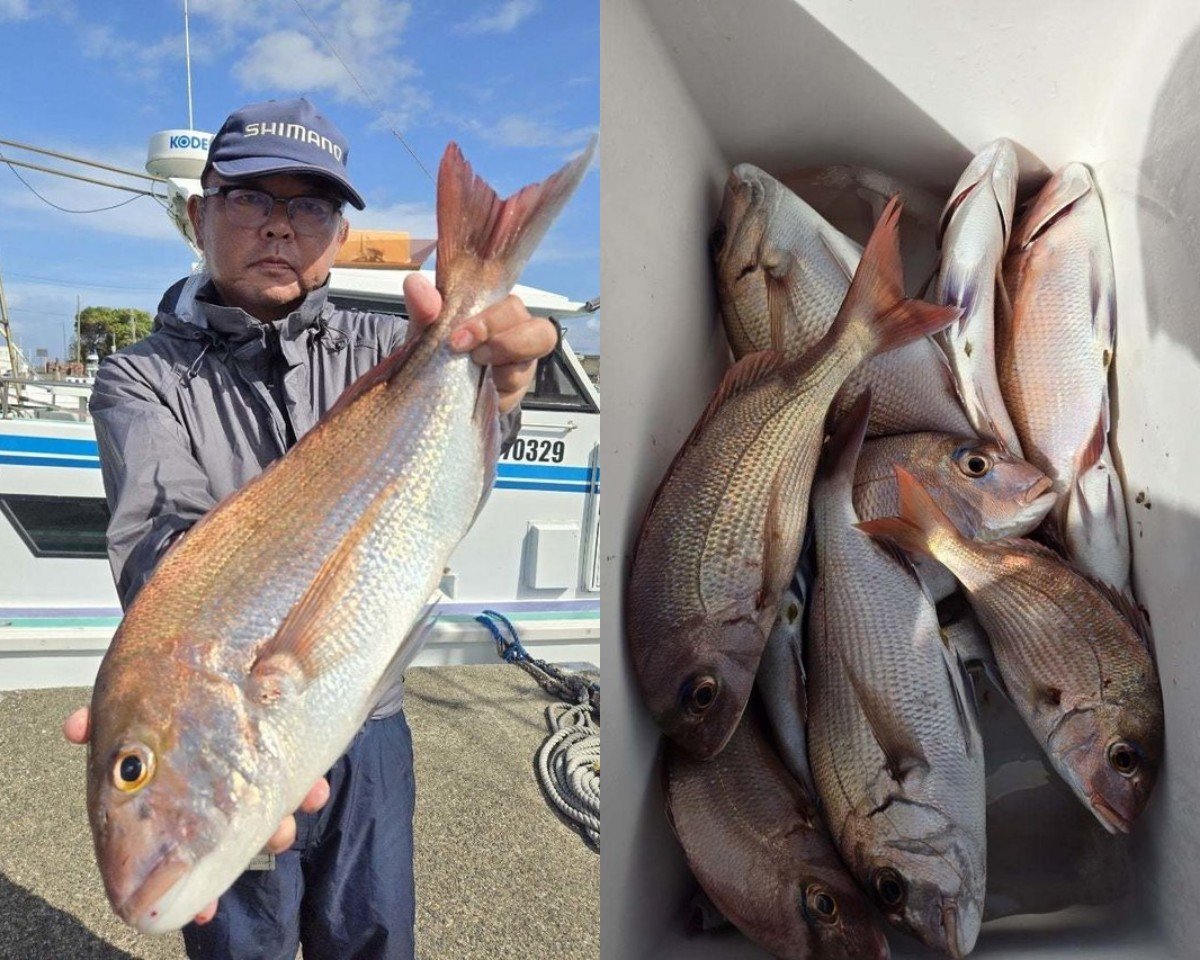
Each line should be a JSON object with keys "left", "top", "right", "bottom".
{"left": 448, "top": 295, "right": 532, "bottom": 352}
{"left": 193, "top": 900, "right": 218, "bottom": 925}
{"left": 492, "top": 360, "right": 537, "bottom": 413}
{"left": 402, "top": 274, "right": 442, "bottom": 329}
{"left": 469, "top": 318, "right": 557, "bottom": 368}
{"left": 63, "top": 707, "right": 91, "bottom": 744}
{"left": 299, "top": 778, "right": 330, "bottom": 814}
{"left": 265, "top": 815, "right": 297, "bottom": 855}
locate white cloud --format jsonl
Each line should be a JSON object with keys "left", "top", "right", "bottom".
{"left": 230, "top": 0, "right": 418, "bottom": 109}
{"left": 455, "top": 0, "right": 539, "bottom": 35}
{"left": 77, "top": 24, "right": 193, "bottom": 84}
{"left": 473, "top": 115, "right": 597, "bottom": 150}
{"left": 348, "top": 200, "right": 437, "bottom": 238}
{"left": 0, "top": 0, "right": 31, "bottom": 20}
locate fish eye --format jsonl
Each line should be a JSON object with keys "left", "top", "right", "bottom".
{"left": 803, "top": 885, "right": 839, "bottom": 924}
{"left": 873, "top": 868, "right": 907, "bottom": 909}
{"left": 112, "top": 746, "right": 155, "bottom": 794}
{"left": 682, "top": 674, "right": 719, "bottom": 715}
{"left": 1108, "top": 741, "right": 1140, "bottom": 777}
{"left": 957, "top": 449, "right": 993, "bottom": 478}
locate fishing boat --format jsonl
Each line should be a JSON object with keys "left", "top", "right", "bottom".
{"left": 0, "top": 135, "right": 600, "bottom": 692}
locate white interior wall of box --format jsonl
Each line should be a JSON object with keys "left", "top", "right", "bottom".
{"left": 601, "top": 1, "right": 1200, "bottom": 957}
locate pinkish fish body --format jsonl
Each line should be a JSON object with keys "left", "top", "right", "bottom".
{"left": 86, "top": 142, "right": 594, "bottom": 933}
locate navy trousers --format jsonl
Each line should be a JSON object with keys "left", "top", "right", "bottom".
{"left": 182, "top": 709, "right": 417, "bottom": 960}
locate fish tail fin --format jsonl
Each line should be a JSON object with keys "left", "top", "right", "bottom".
{"left": 818, "top": 388, "right": 871, "bottom": 486}
{"left": 856, "top": 465, "right": 962, "bottom": 561}
{"left": 436, "top": 138, "right": 596, "bottom": 312}
{"left": 830, "top": 196, "right": 960, "bottom": 359}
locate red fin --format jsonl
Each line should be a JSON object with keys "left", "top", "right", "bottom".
{"left": 321, "top": 334, "right": 426, "bottom": 421}
{"left": 766, "top": 271, "right": 790, "bottom": 352}
{"left": 829, "top": 196, "right": 960, "bottom": 358}
{"left": 818, "top": 388, "right": 872, "bottom": 483}
{"left": 436, "top": 138, "right": 596, "bottom": 299}
{"left": 1082, "top": 572, "right": 1153, "bottom": 652}
{"left": 1076, "top": 407, "right": 1109, "bottom": 475}
{"left": 856, "top": 465, "right": 961, "bottom": 560}
{"left": 692, "top": 350, "right": 785, "bottom": 439}
{"left": 856, "top": 515, "right": 933, "bottom": 559}
{"left": 250, "top": 534, "right": 361, "bottom": 689}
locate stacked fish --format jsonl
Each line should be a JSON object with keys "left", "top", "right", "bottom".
{"left": 626, "top": 141, "right": 1163, "bottom": 959}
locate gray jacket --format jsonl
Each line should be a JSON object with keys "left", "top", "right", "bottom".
{"left": 90, "top": 278, "right": 517, "bottom": 716}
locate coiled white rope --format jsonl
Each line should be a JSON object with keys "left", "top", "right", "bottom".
{"left": 536, "top": 703, "right": 600, "bottom": 852}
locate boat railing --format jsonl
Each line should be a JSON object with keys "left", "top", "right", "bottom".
{"left": 0, "top": 374, "right": 93, "bottom": 422}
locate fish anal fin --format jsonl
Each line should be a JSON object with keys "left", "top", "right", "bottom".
{"left": 841, "top": 650, "right": 929, "bottom": 784}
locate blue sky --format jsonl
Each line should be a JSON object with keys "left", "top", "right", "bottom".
{"left": 0, "top": 0, "right": 599, "bottom": 361}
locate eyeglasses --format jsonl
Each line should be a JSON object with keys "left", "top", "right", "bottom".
{"left": 202, "top": 186, "right": 343, "bottom": 237}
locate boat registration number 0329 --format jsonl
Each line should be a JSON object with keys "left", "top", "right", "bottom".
{"left": 502, "top": 438, "right": 566, "bottom": 463}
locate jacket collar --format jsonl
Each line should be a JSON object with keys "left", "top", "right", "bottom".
{"left": 155, "top": 278, "right": 336, "bottom": 366}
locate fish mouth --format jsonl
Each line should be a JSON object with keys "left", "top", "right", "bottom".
{"left": 941, "top": 902, "right": 966, "bottom": 960}
{"left": 113, "top": 842, "right": 190, "bottom": 931}
{"left": 1089, "top": 794, "right": 1133, "bottom": 835}
{"left": 1021, "top": 476, "right": 1054, "bottom": 505}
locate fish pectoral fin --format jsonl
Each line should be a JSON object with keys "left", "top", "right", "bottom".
{"left": 840, "top": 649, "right": 929, "bottom": 784}
{"left": 940, "top": 636, "right": 981, "bottom": 756}
{"left": 250, "top": 535, "right": 362, "bottom": 687}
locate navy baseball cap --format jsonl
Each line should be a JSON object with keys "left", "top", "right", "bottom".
{"left": 203, "top": 97, "right": 366, "bottom": 210}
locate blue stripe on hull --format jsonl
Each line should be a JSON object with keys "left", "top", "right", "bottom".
{"left": 0, "top": 454, "right": 101, "bottom": 470}
{"left": 0, "top": 435, "right": 99, "bottom": 456}
{"left": 1, "top": 434, "right": 599, "bottom": 491}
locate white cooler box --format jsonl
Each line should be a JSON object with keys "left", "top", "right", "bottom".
{"left": 601, "top": 1, "right": 1199, "bottom": 957}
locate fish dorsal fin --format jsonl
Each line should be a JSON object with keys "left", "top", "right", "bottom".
{"left": 1013, "top": 164, "right": 1094, "bottom": 250}
{"left": 321, "top": 332, "right": 427, "bottom": 422}
{"left": 631, "top": 350, "right": 786, "bottom": 557}
{"left": 937, "top": 177, "right": 981, "bottom": 246}
{"left": 840, "top": 648, "right": 929, "bottom": 784}
{"left": 1081, "top": 572, "right": 1154, "bottom": 652}
{"left": 694, "top": 350, "right": 785, "bottom": 438}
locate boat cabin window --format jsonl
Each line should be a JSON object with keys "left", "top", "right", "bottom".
{"left": 0, "top": 494, "right": 110, "bottom": 559}
{"left": 328, "top": 296, "right": 598, "bottom": 414}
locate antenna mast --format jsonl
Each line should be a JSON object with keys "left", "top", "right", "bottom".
{"left": 183, "top": 0, "right": 195, "bottom": 129}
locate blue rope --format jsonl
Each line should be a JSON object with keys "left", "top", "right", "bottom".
{"left": 475, "top": 609, "right": 600, "bottom": 712}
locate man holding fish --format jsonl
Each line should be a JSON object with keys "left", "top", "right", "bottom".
{"left": 62, "top": 98, "right": 560, "bottom": 959}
